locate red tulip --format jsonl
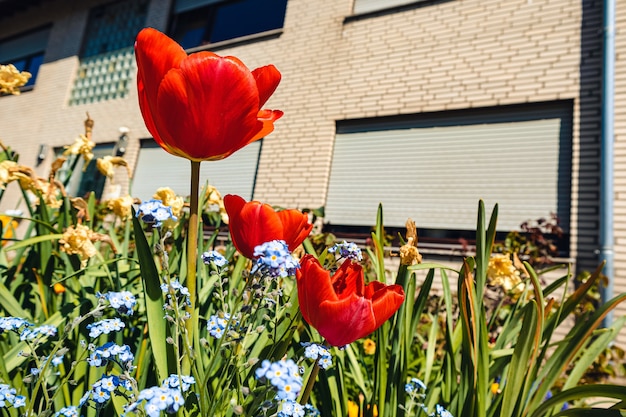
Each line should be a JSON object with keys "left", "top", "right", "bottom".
{"left": 135, "top": 28, "right": 283, "bottom": 162}
{"left": 224, "top": 194, "right": 313, "bottom": 259}
{"left": 296, "top": 254, "right": 405, "bottom": 346}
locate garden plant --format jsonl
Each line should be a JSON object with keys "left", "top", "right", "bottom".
{"left": 0, "top": 27, "right": 625, "bottom": 417}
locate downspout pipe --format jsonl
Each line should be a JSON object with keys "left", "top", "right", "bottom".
{"left": 600, "top": 0, "right": 615, "bottom": 327}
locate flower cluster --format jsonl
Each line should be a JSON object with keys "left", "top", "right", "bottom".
{"left": 136, "top": 199, "right": 177, "bottom": 228}
{"left": 405, "top": 378, "right": 453, "bottom": 417}
{"left": 255, "top": 359, "right": 302, "bottom": 401}
{"left": 87, "top": 342, "right": 134, "bottom": 369}
{"left": 0, "top": 63, "right": 31, "bottom": 95}
{"left": 0, "top": 316, "right": 29, "bottom": 334}
{"left": 87, "top": 318, "right": 126, "bottom": 338}
{"left": 79, "top": 375, "right": 133, "bottom": 408}
{"left": 161, "top": 279, "right": 191, "bottom": 305}
{"left": 487, "top": 254, "right": 523, "bottom": 294}
{"left": 0, "top": 317, "right": 57, "bottom": 342}
{"left": 328, "top": 241, "right": 363, "bottom": 262}
{"left": 101, "top": 291, "right": 137, "bottom": 315}
{"left": 125, "top": 374, "right": 194, "bottom": 417}
{"left": 54, "top": 406, "right": 80, "bottom": 417}
{"left": 202, "top": 250, "right": 228, "bottom": 268}
{"left": 253, "top": 240, "right": 299, "bottom": 278}
{"left": 207, "top": 313, "right": 231, "bottom": 339}
{"left": 0, "top": 383, "right": 26, "bottom": 408}
{"left": 302, "top": 343, "right": 333, "bottom": 370}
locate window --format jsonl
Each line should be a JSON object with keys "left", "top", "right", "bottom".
{"left": 132, "top": 139, "right": 262, "bottom": 202}
{"left": 169, "top": 0, "right": 288, "bottom": 49}
{"left": 352, "top": 0, "right": 428, "bottom": 15}
{"left": 325, "top": 103, "right": 573, "bottom": 252}
{"left": 69, "top": 0, "right": 148, "bottom": 105}
{"left": 0, "top": 26, "right": 50, "bottom": 91}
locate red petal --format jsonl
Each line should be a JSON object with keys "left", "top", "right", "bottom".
{"left": 135, "top": 28, "right": 186, "bottom": 147}
{"left": 330, "top": 260, "right": 364, "bottom": 300}
{"left": 316, "top": 296, "right": 376, "bottom": 346}
{"left": 296, "top": 255, "right": 338, "bottom": 326}
{"left": 252, "top": 64, "right": 281, "bottom": 107}
{"left": 247, "top": 109, "right": 284, "bottom": 144}
{"left": 155, "top": 53, "right": 261, "bottom": 161}
{"left": 276, "top": 209, "right": 312, "bottom": 251}
{"left": 224, "top": 195, "right": 283, "bottom": 258}
{"left": 366, "top": 283, "right": 405, "bottom": 327}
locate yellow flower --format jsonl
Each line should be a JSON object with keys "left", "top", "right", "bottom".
{"left": 154, "top": 187, "right": 185, "bottom": 218}
{"left": 400, "top": 219, "right": 422, "bottom": 265}
{"left": 107, "top": 195, "right": 134, "bottom": 219}
{"left": 0, "top": 160, "right": 18, "bottom": 188}
{"left": 0, "top": 64, "right": 31, "bottom": 95}
{"left": 202, "top": 184, "right": 228, "bottom": 223}
{"left": 59, "top": 224, "right": 98, "bottom": 260}
{"left": 347, "top": 401, "right": 359, "bottom": 417}
{"left": 63, "top": 134, "right": 95, "bottom": 165}
{"left": 0, "top": 214, "right": 18, "bottom": 245}
{"left": 487, "top": 254, "right": 523, "bottom": 293}
{"left": 96, "top": 156, "right": 129, "bottom": 181}
{"left": 53, "top": 283, "right": 66, "bottom": 294}
{"left": 363, "top": 338, "right": 376, "bottom": 355}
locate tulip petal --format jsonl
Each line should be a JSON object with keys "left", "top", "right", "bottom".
{"left": 316, "top": 296, "right": 376, "bottom": 346}
{"left": 276, "top": 208, "right": 312, "bottom": 252}
{"left": 155, "top": 53, "right": 262, "bottom": 161}
{"left": 224, "top": 194, "right": 284, "bottom": 258}
{"left": 329, "top": 260, "right": 364, "bottom": 300}
{"left": 296, "top": 255, "right": 338, "bottom": 325}
{"left": 366, "top": 282, "right": 406, "bottom": 327}
{"left": 135, "top": 28, "right": 187, "bottom": 147}
{"left": 252, "top": 64, "right": 282, "bottom": 107}
{"left": 247, "top": 109, "right": 284, "bottom": 144}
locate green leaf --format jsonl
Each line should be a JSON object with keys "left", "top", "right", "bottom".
{"left": 132, "top": 211, "right": 172, "bottom": 381}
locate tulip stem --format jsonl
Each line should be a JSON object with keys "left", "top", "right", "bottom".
{"left": 184, "top": 160, "right": 201, "bottom": 374}
{"left": 299, "top": 359, "right": 320, "bottom": 405}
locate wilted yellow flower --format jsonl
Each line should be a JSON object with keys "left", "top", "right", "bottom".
{"left": 96, "top": 156, "right": 129, "bottom": 181}
{"left": 487, "top": 254, "right": 523, "bottom": 293}
{"left": 203, "top": 184, "right": 228, "bottom": 224}
{"left": 59, "top": 224, "right": 116, "bottom": 264}
{"left": 154, "top": 187, "right": 185, "bottom": 218}
{"left": 59, "top": 224, "right": 98, "bottom": 260}
{"left": 0, "top": 64, "right": 31, "bottom": 95}
{"left": 363, "top": 338, "right": 376, "bottom": 355}
{"left": 0, "top": 160, "right": 18, "bottom": 188}
{"left": 400, "top": 219, "right": 422, "bottom": 265}
{"left": 63, "top": 134, "right": 95, "bottom": 165}
{"left": 107, "top": 195, "right": 134, "bottom": 219}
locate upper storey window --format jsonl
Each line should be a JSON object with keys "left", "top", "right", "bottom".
{"left": 169, "top": 0, "right": 288, "bottom": 50}
{"left": 0, "top": 26, "right": 50, "bottom": 91}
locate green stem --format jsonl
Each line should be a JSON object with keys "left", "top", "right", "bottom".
{"left": 183, "top": 160, "right": 201, "bottom": 374}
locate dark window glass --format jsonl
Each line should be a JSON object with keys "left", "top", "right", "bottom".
{"left": 0, "top": 26, "right": 50, "bottom": 91}
{"left": 170, "top": 0, "right": 287, "bottom": 49}
{"left": 81, "top": 0, "right": 149, "bottom": 57}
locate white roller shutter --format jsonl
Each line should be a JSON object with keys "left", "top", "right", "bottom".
{"left": 353, "top": 0, "right": 425, "bottom": 15}
{"left": 132, "top": 140, "right": 261, "bottom": 202}
{"left": 325, "top": 106, "right": 572, "bottom": 232}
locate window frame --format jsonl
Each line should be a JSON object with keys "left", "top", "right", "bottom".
{"left": 0, "top": 25, "right": 51, "bottom": 92}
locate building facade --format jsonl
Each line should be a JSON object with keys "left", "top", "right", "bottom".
{"left": 1, "top": 0, "right": 625, "bottom": 344}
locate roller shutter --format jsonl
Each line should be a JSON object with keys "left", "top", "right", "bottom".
{"left": 132, "top": 140, "right": 261, "bottom": 202}
{"left": 325, "top": 104, "right": 572, "bottom": 232}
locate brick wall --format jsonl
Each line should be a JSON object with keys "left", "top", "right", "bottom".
{"left": 1, "top": 0, "right": 624, "bottom": 345}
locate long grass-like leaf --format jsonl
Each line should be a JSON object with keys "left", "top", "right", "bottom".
{"left": 131, "top": 211, "right": 172, "bottom": 381}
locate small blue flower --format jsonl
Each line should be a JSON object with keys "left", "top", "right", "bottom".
{"left": 434, "top": 404, "right": 454, "bottom": 417}
{"left": 87, "top": 342, "right": 134, "bottom": 368}
{"left": 255, "top": 358, "right": 302, "bottom": 401}
{"left": 202, "top": 250, "right": 228, "bottom": 267}
{"left": 162, "top": 374, "right": 195, "bottom": 392}
{"left": 253, "top": 240, "right": 299, "bottom": 278}
{"left": 0, "top": 384, "right": 23, "bottom": 408}
{"left": 278, "top": 399, "right": 305, "bottom": 417}
{"left": 137, "top": 199, "right": 177, "bottom": 228}
{"left": 54, "top": 406, "right": 80, "bottom": 417}
{"left": 405, "top": 377, "right": 427, "bottom": 393}
{"left": 102, "top": 291, "right": 137, "bottom": 315}
{"left": 0, "top": 317, "right": 30, "bottom": 334}
{"left": 127, "top": 386, "right": 185, "bottom": 416}
{"left": 19, "top": 324, "right": 57, "bottom": 341}
{"left": 328, "top": 241, "right": 363, "bottom": 262}
{"left": 302, "top": 343, "right": 333, "bottom": 369}
{"left": 87, "top": 318, "right": 126, "bottom": 338}
{"left": 207, "top": 313, "right": 230, "bottom": 339}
